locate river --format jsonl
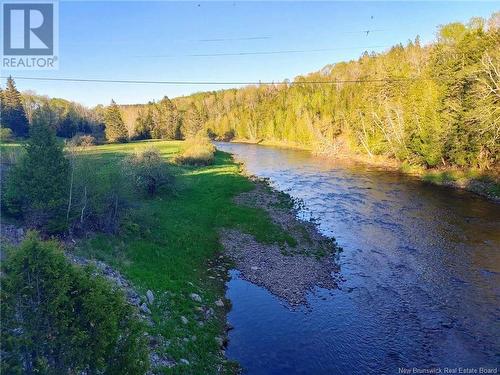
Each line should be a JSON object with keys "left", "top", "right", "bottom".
{"left": 216, "top": 142, "right": 500, "bottom": 374}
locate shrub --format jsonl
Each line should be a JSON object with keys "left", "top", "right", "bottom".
{"left": 122, "top": 146, "right": 173, "bottom": 196}
{"left": 0, "top": 232, "right": 149, "bottom": 374}
{"left": 175, "top": 133, "right": 216, "bottom": 166}
{"left": 71, "top": 134, "right": 97, "bottom": 147}
{"left": 0, "top": 127, "right": 14, "bottom": 142}
{"left": 3, "top": 123, "right": 69, "bottom": 233}
{"left": 67, "top": 157, "right": 132, "bottom": 233}
{"left": 222, "top": 129, "right": 235, "bottom": 142}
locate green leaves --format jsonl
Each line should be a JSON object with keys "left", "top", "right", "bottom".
{"left": 0, "top": 77, "right": 29, "bottom": 137}
{"left": 105, "top": 100, "right": 128, "bottom": 143}
{"left": 0, "top": 232, "right": 149, "bottom": 374}
{"left": 4, "top": 123, "right": 70, "bottom": 233}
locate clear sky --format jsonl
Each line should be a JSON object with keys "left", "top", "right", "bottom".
{"left": 1, "top": 1, "right": 499, "bottom": 107}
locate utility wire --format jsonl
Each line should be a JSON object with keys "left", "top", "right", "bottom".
{"left": 1, "top": 76, "right": 428, "bottom": 85}
{"left": 133, "top": 45, "right": 390, "bottom": 58}
{"left": 197, "top": 36, "right": 272, "bottom": 42}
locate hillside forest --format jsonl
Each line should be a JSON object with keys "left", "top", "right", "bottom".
{"left": 1, "top": 14, "right": 499, "bottom": 171}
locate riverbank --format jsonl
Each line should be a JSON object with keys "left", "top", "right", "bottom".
{"left": 221, "top": 178, "right": 341, "bottom": 306}
{"left": 218, "top": 137, "right": 500, "bottom": 373}
{"left": 0, "top": 139, "right": 343, "bottom": 373}
{"left": 225, "top": 139, "right": 500, "bottom": 202}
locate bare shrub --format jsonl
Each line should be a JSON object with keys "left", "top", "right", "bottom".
{"left": 71, "top": 134, "right": 97, "bottom": 147}
{"left": 0, "top": 128, "right": 14, "bottom": 143}
{"left": 122, "top": 146, "right": 173, "bottom": 196}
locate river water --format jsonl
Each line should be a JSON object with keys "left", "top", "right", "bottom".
{"left": 216, "top": 142, "right": 500, "bottom": 375}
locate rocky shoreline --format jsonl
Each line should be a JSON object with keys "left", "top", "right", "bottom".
{"left": 220, "top": 178, "right": 342, "bottom": 306}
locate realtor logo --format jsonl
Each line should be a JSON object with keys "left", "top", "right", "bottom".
{"left": 2, "top": 0, "right": 58, "bottom": 69}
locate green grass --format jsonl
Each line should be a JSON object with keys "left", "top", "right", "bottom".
{"left": 72, "top": 140, "right": 295, "bottom": 374}
{"left": 421, "top": 168, "right": 500, "bottom": 198}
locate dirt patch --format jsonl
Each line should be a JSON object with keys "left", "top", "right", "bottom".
{"left": 221, "top": 179, "right": 342, "bottom": 306}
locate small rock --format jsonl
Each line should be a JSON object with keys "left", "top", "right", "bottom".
{"left": 181, "top": 316, "right": 188, "bottom": 325}
{"left": 215, "top": 336, "right": 224, "bottom": 347}
{"left": 150, "top": 352, "right": 175, "bottom": 368}
{"left": 441, "top": 322, "right": 453, "bottom": 329}
{"left": 204, "top": 307, "right": 215, "bottom": 320}
{"left": 140, "top": 303, "right": 151, "bottom": 315}
{"left": 190, "top": 293, "right": 202, "bottom": 303}
{"left": 251, "top": 266, "right": 259, "bottom": 271}
{"left": 214, "top": 299, "right": 224, "bottom": 307}
{"left": 146, "top": 290, "right": 155, "bottom": 305}
{"left": 179, "top": 358, "right": 190, "bottom": 365}
{"left": 191, "top": 335, "right": 197, "bottom": 341}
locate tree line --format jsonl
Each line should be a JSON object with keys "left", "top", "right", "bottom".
{"left": 1, "top": 77, "right": 104, "bottom": 142}
{"left": 175, "top": 14, "right": 500, "bottom": 170}
{"left": 2, "top": 14, "right": 498, "bottom": 170}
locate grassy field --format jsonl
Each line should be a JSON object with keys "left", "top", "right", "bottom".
{"left": 65, "top": 140, "right": 294, "bottom": 374}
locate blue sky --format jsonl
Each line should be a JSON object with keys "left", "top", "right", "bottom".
{"left": 2, "top": 1, "right": 499, "bottom": 106}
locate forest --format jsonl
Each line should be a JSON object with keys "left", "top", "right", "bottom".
{"left": 1, "top": 14, "right": 498, "bottom": 172}
{"left": 175, "top": 14, "right": 499, "bottom": 170}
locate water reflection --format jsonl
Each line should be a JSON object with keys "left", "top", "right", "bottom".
{"left": 217, "top": 143, "right": 500, "bottom": 374}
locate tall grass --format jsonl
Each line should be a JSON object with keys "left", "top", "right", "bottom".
{"left": 175, "top": 134, "right": 216, "bottom": 166}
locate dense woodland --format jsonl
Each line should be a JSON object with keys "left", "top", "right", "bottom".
{"left": 175, "top": 14, "right": 499, "bottom": 170}
{"left": 1, "top": 15, "right": 498, "bottom": 171}
{"left": 0, "top": 78, "right": 104, "bottom": 142}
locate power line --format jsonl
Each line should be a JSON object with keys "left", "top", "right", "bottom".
{"left": 133, "top": 45, "right": 390, "bottom": 58}
{"left": 1, "top": 76, "right": 427, "bottom": 86}
{"left": 197, "top": 36, "right": 272, "bottom": 42}
{"left": 188, "top": 45, "right": 389, "bottom": 57}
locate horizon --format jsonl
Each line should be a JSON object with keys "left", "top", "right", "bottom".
{"left": 1, "top": 1, "right": 499, "bottom": 107}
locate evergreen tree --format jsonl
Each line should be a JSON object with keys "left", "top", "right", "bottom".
{"left": 182, "top": 103, "right": 204, "bottom": 138}
{"left": 4, "top": 120, "right": 70, "bottom": 233}
{"left": 1, "top": 232, "right": 149, "bottom": 374}
{"left": 104, "top": 100, "right": 127, "bottom": 142}
{"left": 134, "top": 108, "right": 153, "bottom": 140}
{"left": 151, "top": 97, "right": 181, "bottom": 139}
{"left": 0, "top": 77, "right": 29, "bottom": 137}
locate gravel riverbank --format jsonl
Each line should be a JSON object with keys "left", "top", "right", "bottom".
{"left": 221, "top": 179, "right": 342, "bottom": 306}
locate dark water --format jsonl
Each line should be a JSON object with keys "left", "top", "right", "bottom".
{"left": 216, "top": 142, "right": 500, "bottom": 375}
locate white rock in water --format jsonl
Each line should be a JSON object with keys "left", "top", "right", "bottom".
{"left": 179, "top": 358, "right": 190, "bottom": 365}
{"left": 190, "top": 293, "right": 202, "bottom": 303}
{"left": 146, "top": 290, "right": 155, "bottom": 304}
{"left": 251, "top": 266, "right": 259, "bottom": 271}
{"left": 215, "top": 299, "right": 224, "bottom": 307}
{"left": 181, "top": 316, "right": 188, "bottom": 325}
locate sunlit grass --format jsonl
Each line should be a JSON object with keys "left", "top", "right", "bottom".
{"left": 72, "top": 140, "right": 292, "bottom": 374}
{"left": 175, "top": 135, "right": 216, "bottom": 166}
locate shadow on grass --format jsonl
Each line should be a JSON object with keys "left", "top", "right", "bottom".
{"left": 73, "top": 144, "right": 292, "bottom": 374}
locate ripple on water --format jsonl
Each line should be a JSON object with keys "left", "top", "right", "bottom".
{"left": 217, "top": 143, "right": 500, "bottom": 374}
